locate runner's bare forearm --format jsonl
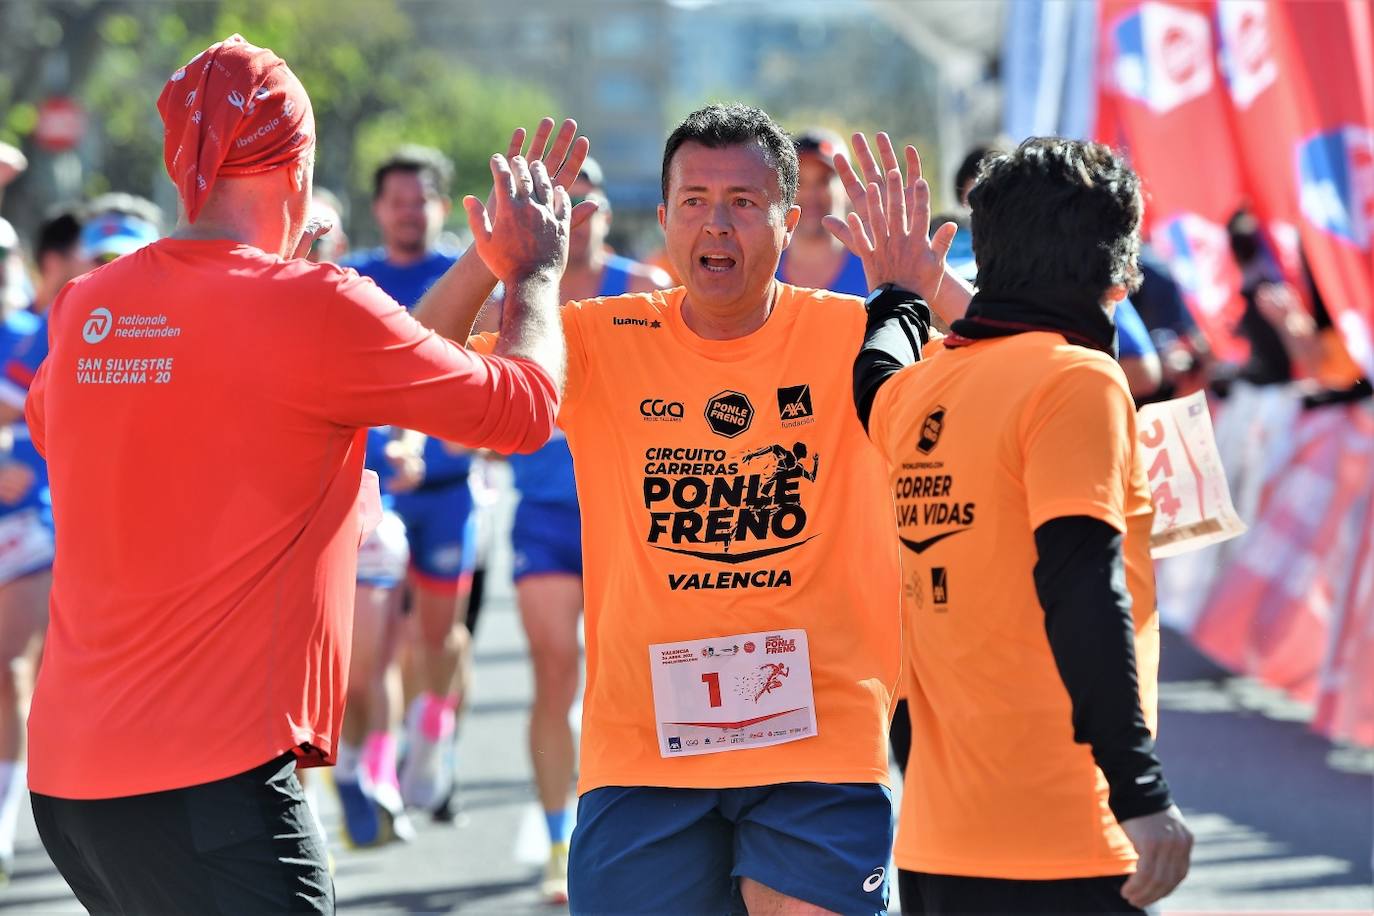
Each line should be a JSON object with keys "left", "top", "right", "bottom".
{"left": 495, "top": 270, "right": 566, "bottom": 394}
{"left": 930, "top": 265, "right": 973, "bottom": 325}
{"left": 412, "top": 246, "right": 500, "bottom": 343}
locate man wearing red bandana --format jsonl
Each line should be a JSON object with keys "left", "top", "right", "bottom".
{"left": 24, "top": 35, "right": 585, "bottom": 914}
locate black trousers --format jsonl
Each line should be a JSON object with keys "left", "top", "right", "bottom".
{"left": 33, "top": 754, "right": 332, "bottom": 915}
{"left": 899, "top": 869, "right": 1154, "bottom": 915}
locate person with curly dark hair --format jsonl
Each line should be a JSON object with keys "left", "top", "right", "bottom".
{"left": 845, "top": 135, "right": 1194, "bottom": 914}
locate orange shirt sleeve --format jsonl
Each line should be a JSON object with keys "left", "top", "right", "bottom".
{"left": 465, "top": 301, "right": 589, "bottom": 420}
{"left": 1020, "top": 359, "right": 1135, "bottom": 533}
{"left": 318, "top": 271, "right": 558, "bottom": 455}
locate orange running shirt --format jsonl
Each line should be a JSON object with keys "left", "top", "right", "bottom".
{"left": 27, "top": 239, "right": 558, "bottom": 799}
{"left": 477, "top": 284, "right": 901, "bottom": 791}
{"left": 867, "top": 332, "right": 1159, "bottom": 880}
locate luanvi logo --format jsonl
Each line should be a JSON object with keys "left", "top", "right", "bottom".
{"left": 777, "top": 384, "right": 814, "bottom": 426}
{"left": 917, "top": 405, "right": 946, "bottom": 454}
{"left": 705, "top": 390, "right": 754, "bottom": 438}
{"left": 613, "top": 316, "right": 662, "bottom": 328}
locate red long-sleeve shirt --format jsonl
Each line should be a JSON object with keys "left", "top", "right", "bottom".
{"left": 26, "top": 238, "right": 556, "bottom": 798}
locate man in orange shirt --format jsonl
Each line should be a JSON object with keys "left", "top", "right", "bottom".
{"left": 428, "top": 104, "right": 972, "bottom": 915}
{"left": 24, "top": 35, "right": 579, "bottom": 914}
{"left": 838, "top": 135, "right": 1193, "bottom": 912}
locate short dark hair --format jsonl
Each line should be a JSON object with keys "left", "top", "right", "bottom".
{"left": 954, "top": 144, "right": 1000, "bottom": 206}
{"left": 35, "top": 211, "right": 82, "bottom": 262}
{"left": 968, "top": 137, "right": 1143, "bottom": 297}
{"left": 661, "top": 104, "right": 798, "bottom": 207}
{"left": 373, "top": 145, "right": 453, "bottom": 200}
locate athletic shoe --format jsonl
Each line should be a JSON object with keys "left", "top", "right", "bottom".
{"left": 541, "top": 840, "right": 570, "bottom": 904}
{"left": 372, "top": 780, "right": 416, "bottom": 843}
{"left": 399, "top": 705, "right": 453, "bottom": 812}
{"left": 334, "top": 778, "right": 385, "bottom": 848}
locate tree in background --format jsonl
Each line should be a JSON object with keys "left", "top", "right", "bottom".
{"left": 0, "top": 0, "right": 554, "bottom": 246}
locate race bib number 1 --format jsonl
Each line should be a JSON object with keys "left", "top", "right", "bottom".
{"left": 649, "top": 628, "right": 818, "bottom": 758}
{"left": 1136, "top": 391, "right": 1247, "bottom": 558}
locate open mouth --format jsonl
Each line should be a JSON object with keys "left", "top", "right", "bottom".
{"left": 699, "top": 254, "right": 737, "bottom": 273}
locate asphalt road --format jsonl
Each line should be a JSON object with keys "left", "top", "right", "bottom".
{"left": 1, "top": 511, "right": 1370, "bottom": 914}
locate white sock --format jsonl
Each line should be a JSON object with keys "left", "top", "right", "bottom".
{"left": 0, "top": 760, "right": 25, "bottom": 859}
{"left": 335, "top": 741, "right": 363, "bottom": 783}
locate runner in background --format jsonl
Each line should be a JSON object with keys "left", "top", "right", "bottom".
{"left": 343, "top": 149, "right": 480, "bottom": 816}
{"left": 504, "top": 155, "right": 669, "bottom": 903}
{"left": 0, "top": 210, "right": 89, "bottom": 880}
{"left": 306, "top": 193, "right": 414, "bottom": 849}
{"left": 776, "top": 128, "right": 869, "bottom": 296}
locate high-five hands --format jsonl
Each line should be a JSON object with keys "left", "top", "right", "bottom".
{"left": 464, "top": 118, "right": 600, "bottom": 284}
{"left": 823, "top": 132, "right": 958, "bottom": 304}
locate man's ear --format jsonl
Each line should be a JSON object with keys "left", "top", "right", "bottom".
{"left": 657, "top": 203, "right": 667, "bottom": 232}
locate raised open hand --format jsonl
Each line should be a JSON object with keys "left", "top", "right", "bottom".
{"left": 463, "top": 153, "right": 572, "bottom": 283}
{"left": 823, "top": 132, "right": 958, "bottom": 302}
{"left": 485, "top": 118, "right": 599, "bottom": 232}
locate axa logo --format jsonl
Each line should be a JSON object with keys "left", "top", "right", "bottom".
{"left": 1110, "top": 3, "right": 1213, "bottom": 114}
{"left": 613, "top": 316, "right": 661, "bottom": 328}
{"left": 705, "top": 390, "right": 753, "bottom": 438}
{"left": 777, "top": 384, "right": 814, "bottom": 425}
{"left": 1297, "top": 126, "right": 1374, "bottom": 251}
{"left": 1153, "top": 213, "right": 1241, "bottom": 317}
{"left": 82, "top": 308, "right": 113, "bottom": 344}
{"left": 917, "top": 405, "right": 946, "bottom": 454}
{"left": 1217, "top": 0, "right": 1277, "bottom": 110}
{"left": 640, "top": 398, "right": 684, "bottom": 421}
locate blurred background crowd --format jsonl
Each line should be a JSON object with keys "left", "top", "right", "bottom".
{"left": 0, "top": 0, "right": 1370, "bottom": 910}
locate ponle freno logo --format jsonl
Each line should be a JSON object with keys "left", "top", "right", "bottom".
{"left": 765, "top": 634, "right": 796, "bottom": 654}
{"left": 82, "top": 308, "right": 113, "bottom": 344}
{"left": 639, "top": 398, "right": 684, "bottom": 421}
{"left": 704, "top": 390, "right": 753, "bottom": 438}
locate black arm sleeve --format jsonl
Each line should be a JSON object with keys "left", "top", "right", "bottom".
{"left": 853, "top": 290, "right": 933, "bottom": 434}
{"left": 1033, "top": 515, "right": 1175, "bottom": 823}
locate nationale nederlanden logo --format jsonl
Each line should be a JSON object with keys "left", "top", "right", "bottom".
{"left": 82, "top": 308, "right": 113, "bottom": 344}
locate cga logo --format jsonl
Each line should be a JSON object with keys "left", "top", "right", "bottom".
{"left": 1110, "top": 2, "right": 1213, "bottom": 114}
{"left": 704, "top": 390, "right": 754, "bottom": 438}
{"left": 1153, "top": 214, "right": 1242, "bottom": 317}
{"left": 1217, "top": 0, "right": 1277, "bottom": 110}
{"left": 1297, "top": 126, "right": 1374, "bottom": 251}
{"left": 640, "top": 398, "right": 684, "bottom": 421}
{"left": 83, "top": 308, "right": 113, "bottom": 344}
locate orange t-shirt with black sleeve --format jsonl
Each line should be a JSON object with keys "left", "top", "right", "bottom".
{"left": 27, "top": 239, "right": 558, "bottom": 800}
{"left": 476, "top": 283, "right": 902, "bottom": 791}
{"left": 866, "top": 331, "right": 1158, "bottom": 880}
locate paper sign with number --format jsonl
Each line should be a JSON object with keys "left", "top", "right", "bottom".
{"left": 1137, "top": 391, "right": 1246, "bottom": 557}
{"left": 648, "top": 628, "right": 818, "bottom": 758}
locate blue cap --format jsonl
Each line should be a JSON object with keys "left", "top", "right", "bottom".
{"left": 81, "top": 212, "right": 159, "bottom": 261}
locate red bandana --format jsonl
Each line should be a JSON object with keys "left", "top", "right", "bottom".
{"left": 158, "top": 34, "right": 315, "bottom": 223}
